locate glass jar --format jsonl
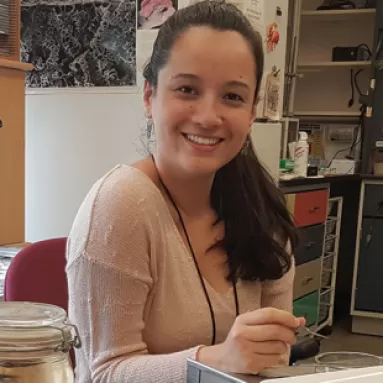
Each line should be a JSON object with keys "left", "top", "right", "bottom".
{"left": 315, "top": 351, "right": 383, "bottom": 369}
{"left": 0, "top": 301, "right": 81, "bottom": 383}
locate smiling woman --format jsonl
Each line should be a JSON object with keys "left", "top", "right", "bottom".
{"left": 66, "top": 1, "right": 303, "bottom": 382}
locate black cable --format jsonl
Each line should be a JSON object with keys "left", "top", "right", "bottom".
{"left": 354, "top": 69, "right": 363, "bottom": 96}
{"left": 151, "top": 155, "right": 240, "bottom": 346}
{"left": 355, "top": 43, "right": 373, "bottom": 59}
{"left": 348, "top": 69, "right": 355, "bottom": 108}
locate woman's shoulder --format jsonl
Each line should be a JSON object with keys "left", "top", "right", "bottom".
{"left": 97, "top": 163, "right": 160, "bottom": 199}
{"left": 87, "top": 164, "right": 163, "bottom": 216}
{"left": 67, "top": 164, "right": 167, "bottom": 266}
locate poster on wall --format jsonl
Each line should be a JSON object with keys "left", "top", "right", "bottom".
{"left": 137, "top": 0, "right": 177, "bottom": 30}
{"left": 21, "top": 0, "right": 137, "bottom": 88}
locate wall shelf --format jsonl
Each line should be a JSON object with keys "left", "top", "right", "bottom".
{"left": 295, "top": 111, "right": 361, "bottom": 116}
{"left": 298, "top": 61, "right": 371, "bottom": 70}
{"left": 301, "top": 9, "right": 375, "bottom": 22}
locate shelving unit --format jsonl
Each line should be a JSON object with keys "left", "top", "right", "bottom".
{"left": 298, "top": 61, "right": 371, "bottom": 70}
{"left": 316, "top": 197, "right": 343, "bottom": 332}
{"left": 301, "top": 9, "right": 375, "bottom": 21}
{"left": 295, "top": 111, "right": 361, "bottom": 116}
{"left": 285, "top": 0, "right": 376, "bottom": 119}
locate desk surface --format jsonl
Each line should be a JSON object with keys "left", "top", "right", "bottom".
{"left": 279, "top": 174, "right": 383, "bottom": 189}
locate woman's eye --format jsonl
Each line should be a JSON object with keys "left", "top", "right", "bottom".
{"left": 177, "top": 86, "right": 196, "bottom": 95}
{"left": 225, "top": 93, "right": 244, "bottom": 103}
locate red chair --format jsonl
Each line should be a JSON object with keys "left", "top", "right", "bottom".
{"left": 4, "top": 238, "right": 68, "bottom": 309}
{"left": 4, "top": 237, "right": 75, "bottom": 365}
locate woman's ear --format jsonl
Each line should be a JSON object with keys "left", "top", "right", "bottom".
{"left": 143, "top": 80, "right": 154, "bottom": 118}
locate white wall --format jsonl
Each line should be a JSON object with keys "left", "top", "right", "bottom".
{"left": 25, "top": 89, "right": 145, "bottom": 242}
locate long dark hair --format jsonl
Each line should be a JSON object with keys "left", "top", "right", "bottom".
{"left": 143, "top": 0, "right": 297, "bottom": 282}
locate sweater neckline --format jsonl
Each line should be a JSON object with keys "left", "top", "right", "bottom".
{"left": 123, "top": 164, "right": 238, "bottom": 299}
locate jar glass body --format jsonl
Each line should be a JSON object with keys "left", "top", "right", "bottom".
{"left": 0, "top": 350, "right": 74, "bottom": 383}
{"left": 0, "top": 302, "right": 81, "bottom": 383}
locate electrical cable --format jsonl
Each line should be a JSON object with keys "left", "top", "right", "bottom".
{"left": 348, "top": 69, "right": 355, "bottom": 108}
{"left": 354, "top": 69, "right": 363, "bottom": 96}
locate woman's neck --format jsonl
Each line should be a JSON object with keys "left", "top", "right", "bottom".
{"left": 153, "top": 155, "right": 214, "bottom": 218}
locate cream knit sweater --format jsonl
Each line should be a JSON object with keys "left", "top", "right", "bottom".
{"left": 66, "top": 165, "right": 294, "bottom": 383}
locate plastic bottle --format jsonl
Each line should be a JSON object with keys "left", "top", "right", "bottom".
{"left": 294, "top": 131, "right": 309, "bottom": 178}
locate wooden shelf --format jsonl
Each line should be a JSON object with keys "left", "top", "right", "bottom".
{"left": 301, "top": 9, "right": 375, "bottom": 21}
{"left": 295, "top": 111, "right": 361, "bottom": 117}
{"left": 0, "top": 59, "right": 33, "bottom": 72}
{"left": 298, "top": 61, "right": 371, "bottom": 69}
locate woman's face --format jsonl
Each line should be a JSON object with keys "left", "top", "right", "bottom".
{"left": 144, "top": 26, "right": 257, "bottom": 177}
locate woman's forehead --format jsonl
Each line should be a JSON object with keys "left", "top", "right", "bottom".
{"left": 161, "top": 26, "right": 257, "bottom": 87}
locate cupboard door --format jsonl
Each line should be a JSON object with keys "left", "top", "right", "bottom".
{"left": 363, "top": 185, "right": 383, "bottom": 217}
{"left": 294, "top": 190, "right": 328, "bottom": 227}
{"left": 355, "top": 218, "right": 383, "bottom": 312}
{"left": 0, "top": 67, "right": 25, "bottom": 244}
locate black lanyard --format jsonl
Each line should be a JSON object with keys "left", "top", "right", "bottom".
{"left": 152, "top": 156, "right": 239, "bottom": 345}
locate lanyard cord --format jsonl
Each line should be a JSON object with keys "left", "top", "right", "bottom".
{"left": 152, "top": 156, "right": 239, "bottom": 345}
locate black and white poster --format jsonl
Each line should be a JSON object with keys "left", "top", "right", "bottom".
{"left": 21, "top": 0, "right": 136, "bottom": 88}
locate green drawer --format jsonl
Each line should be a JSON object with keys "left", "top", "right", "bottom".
{"left": 293, "top": 291, "right": 319, "bottom": 327}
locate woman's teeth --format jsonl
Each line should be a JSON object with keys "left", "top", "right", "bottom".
{"left": 185, "top": 134, "right": 221, "bottom": 146}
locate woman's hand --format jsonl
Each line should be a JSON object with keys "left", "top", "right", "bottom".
{"left": 197, "top": 308, "right": 306, "bottom": 375}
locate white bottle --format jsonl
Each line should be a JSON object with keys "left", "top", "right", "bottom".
{"left": 294, "top": 131, "right": 309, "bottom": 177}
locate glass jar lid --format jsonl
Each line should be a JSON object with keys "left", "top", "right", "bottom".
{"left": 0, "top": 302, "right": 81, "bottom": 352}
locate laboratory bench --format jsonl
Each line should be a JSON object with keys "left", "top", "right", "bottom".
{"left": 279, "top": 174, "right": 383, "bottom": 337}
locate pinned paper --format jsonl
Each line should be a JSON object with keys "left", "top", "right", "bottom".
{"left": 263, "top": 66, "right": 281, "bottom": 120}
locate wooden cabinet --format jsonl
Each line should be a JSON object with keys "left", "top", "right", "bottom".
{"left": 0, "top": 60, "right": 33, "bottom": 245}
{"left": 0, "top": 0, "right": 32, "bottom": 244}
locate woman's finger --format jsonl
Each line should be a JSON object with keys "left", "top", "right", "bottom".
{"left": 238, "top": 308, "right": 300, "bottom": 329}
{"left": 243, "top": 324, "right": 297, "bottom": 345}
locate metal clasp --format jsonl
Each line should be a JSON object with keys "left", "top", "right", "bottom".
{"left": 53, "top": 322, "right": 82, "bottom": 353}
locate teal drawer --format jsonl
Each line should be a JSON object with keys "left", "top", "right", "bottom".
{"left": 293, "top": 291, "right": 319, "bottom": 327}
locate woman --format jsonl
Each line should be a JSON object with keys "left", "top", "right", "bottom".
{"left": 66, "top": 1, "right": 305, "bottom": 382}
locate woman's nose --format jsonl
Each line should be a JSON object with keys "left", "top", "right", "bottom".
{"left": 191, "top": 96, "right": 223, "bottom": 128}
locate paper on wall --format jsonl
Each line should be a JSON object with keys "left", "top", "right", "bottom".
{"left": 262, "top": 67, "right": 281, "bottom": 121}
{"left": 243, "top": 0, "right": 265, "bottom": 33}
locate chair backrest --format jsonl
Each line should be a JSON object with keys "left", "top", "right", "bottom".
{"left": 4, "top": 238, "right": 68, "bottom": 309}
{"left": 3, "top": 237, "right": 76, "bottom": 366}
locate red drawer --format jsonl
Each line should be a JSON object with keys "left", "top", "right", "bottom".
{"left": 294, "top": 190, "right": 328, "bottom": 227}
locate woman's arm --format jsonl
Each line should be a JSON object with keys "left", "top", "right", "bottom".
{"left": 66, "top": 168, "right": 201, "bottom": 383}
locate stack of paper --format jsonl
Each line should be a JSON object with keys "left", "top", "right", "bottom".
{"left": 0, "top": 247, "right": 22, "bottom": 298}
